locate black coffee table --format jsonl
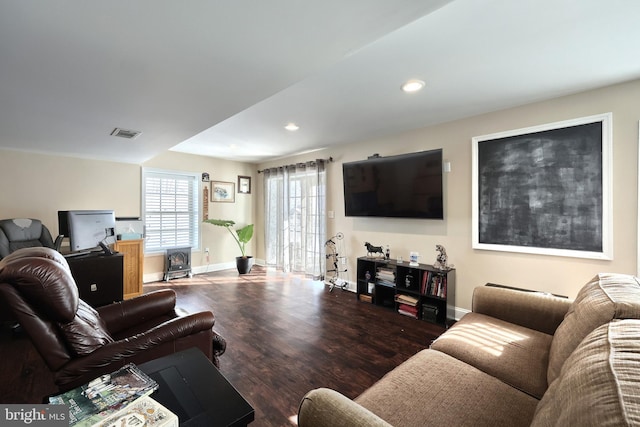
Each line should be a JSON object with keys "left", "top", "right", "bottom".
{"left": 139, "top": 347, "right": 254, "bottom": 426}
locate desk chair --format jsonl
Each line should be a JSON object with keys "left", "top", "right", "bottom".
{"left": 0, "top": 218, "right": 60, "bottom": 259}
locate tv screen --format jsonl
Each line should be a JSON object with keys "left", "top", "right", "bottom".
{"left": 343, "top": 149, "right": 443, "bottom": 219}
{"left": 58, "top": 210, "right": 116, "bottom": 253}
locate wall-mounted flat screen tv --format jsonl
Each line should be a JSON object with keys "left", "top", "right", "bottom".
{"left": 343, "top": 149, "right": 443, "bottom": 219}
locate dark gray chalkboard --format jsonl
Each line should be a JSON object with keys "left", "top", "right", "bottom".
{"left": 477, "top": 121, "right": 603, "bottom": 252}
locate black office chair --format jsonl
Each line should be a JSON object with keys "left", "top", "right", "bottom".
{"left": 0, "top": 218, "right": 61, "bottom": 260}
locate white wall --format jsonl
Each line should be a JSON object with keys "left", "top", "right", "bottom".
{"left": 256, "top": 79, "right": 640, "bottom": 311}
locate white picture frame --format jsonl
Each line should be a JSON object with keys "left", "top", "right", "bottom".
{"left": 472, "top": 112, "right": 613, "bottom": 260}
{"left": 211, "top": 181, "right": 235, "bottom": 203}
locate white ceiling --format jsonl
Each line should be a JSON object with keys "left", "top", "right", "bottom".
{"left": 1, "top": 0, "right": 640, "bottom": 165}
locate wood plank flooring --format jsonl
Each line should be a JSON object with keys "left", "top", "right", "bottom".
{"left": 144, "top": 266, "right": 445, "bottom": 427}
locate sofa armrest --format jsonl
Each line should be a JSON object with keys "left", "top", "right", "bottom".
{"left": 298, "top": 388, "right": 392, "bottom": 427}
{"left": 97, "top": 289, "right": 178, "bottom": 335}
{"left": 472, "top": 285, "right": 572, "bottom": 335}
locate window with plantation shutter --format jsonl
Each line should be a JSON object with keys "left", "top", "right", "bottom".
{"left": 142, "top": 168, "right": 199, "bottom": 253}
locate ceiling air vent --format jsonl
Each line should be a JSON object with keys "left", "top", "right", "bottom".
{"left": 110, "top": 128, "right": 142, "bottom": 139}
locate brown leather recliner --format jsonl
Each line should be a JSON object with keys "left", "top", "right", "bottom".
{"left": 0, "top": 247, "right": 226, "bottom": 391}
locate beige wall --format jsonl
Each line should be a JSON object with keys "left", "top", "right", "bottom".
{"left": 257, "top": 79, "right": 640, "bottom": 311}
{"left": 142, "top": 151, "right": 256, "bottom": 278}
{"left": 1, "top": 79, "right": 638, "bottom": 311}
{"left": 0, "top": 149, "right": 256, "bottom": 281}
{"left": 0, "top": 151, "right": 141, "bottom": 229}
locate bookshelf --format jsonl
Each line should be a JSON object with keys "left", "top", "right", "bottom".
{"left": 356, "top": 257, "right": 455, "bottom": 326}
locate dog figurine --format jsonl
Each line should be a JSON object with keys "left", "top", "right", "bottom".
{"left": 433, "top": 244, "right": 449, "bottom": 270}
{"left": 365, "top": 242, "right": 384, "bottom": 257}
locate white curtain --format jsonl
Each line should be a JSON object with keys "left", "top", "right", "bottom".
{"left": 263, "top": 160, "right": 327, "bottom": 278}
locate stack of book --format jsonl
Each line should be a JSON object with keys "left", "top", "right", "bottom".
{"left": 421, "top": 272, "right": 447, "bottom": 297}
{"left": 49, "top": 364, "right": 178, "bottom": 427}
{"left": 395, "top": 293, "right": 419, "bottom": 318}
{"left": 376, "top": 267, "right": 396, "bottom": 287}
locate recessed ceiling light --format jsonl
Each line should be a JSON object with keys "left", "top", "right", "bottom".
{"left": 401, "top": 79, "right": 425, "bottom": 93}
{"left": 285, "top": 123, "right": 299, "bottom": 131}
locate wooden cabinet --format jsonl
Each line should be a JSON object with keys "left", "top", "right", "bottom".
{"left": 356, "top": 257, "right": 455, "bottom": 326}
{"left": 67, "top": 253, "right": 124, "bottom": 307}
{"left": 113, "top": 239, "right": 144, "bottom": 299}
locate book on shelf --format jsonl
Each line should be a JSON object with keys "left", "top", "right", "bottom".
{"left": 394, "top": 293, "right": 419, "bottom": 306}
{"left": 420, "top": 271, "right": 432, "bottom": 295}
{"left": 398, "top": 303, "right": 419, "bottom": 318}
{"left": 359, "top": 294, "right": 373, "bottom": 303}
{"left": 376, "top": 271, "right": 395, "bottom": 282}
{"left": 48, "top": 363, "right": 159, "bottom": 427}
{"left": 423, "top": 274, "right": 447, "bottom": 297}
{"left": 97, "top": 395, "right": 178, "bottom": 427}
{"left": 377, "top": 279, "right": 395, "bottom": 287}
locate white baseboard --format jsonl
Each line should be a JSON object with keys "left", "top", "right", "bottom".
{"left": 453, "top": 307, "right": 470, "bottom": 321}
{"left": 143, "top": 258, "right": 267, "bottom": 284}
{"left": 142, "top": 262, "right": 236, "bottom": 283}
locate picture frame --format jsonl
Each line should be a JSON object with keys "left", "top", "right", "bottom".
{"left": 211, "top": 181, "right": 235, "bottom": 203}
{"left": 238, "top": 175, "right": 251, "bottom": 194}
{"left": 472, "top": 112, "right": 612, "bottom": 260}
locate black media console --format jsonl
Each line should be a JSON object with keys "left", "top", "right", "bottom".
{"left": 66, "top": 253, "right": 124, "bottom": 307}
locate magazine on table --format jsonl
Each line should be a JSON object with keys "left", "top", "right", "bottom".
{"left": 48, "top": 363, "right": 159, "bottom": 427}
{"left": 96, "top": 395, "right": 178, "bottom": 427}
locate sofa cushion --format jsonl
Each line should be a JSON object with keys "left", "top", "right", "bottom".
{"left": 59, "top": 300, "right": 113, "bottom": 356}
{"left": 430, "top": 312, "right": 553, "bottom": 399}
{"left": 547, "top": 273, "right": 640, "bottom": 384}
{"left": 355, "top": 349, "right": 538, "bottom": 427}
{"left": 532, "top": 319, "right": 640, "bottom": 427}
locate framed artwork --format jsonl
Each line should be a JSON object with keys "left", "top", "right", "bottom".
{"left": 472, "top": 112, "right": 612, "bottom": 260}
{"left": 211, "top": 181, "right": 235, "bottom": 203}
{"left": 238, "top": 175, "right": 251, "bottom": 194}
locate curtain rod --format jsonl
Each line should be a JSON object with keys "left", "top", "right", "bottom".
{"left": 257, "top": 157, "right": 333, "bottom": 173}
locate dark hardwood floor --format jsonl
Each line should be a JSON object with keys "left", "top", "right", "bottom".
{"left": 144, "top": 266, "right": 445, "bottom": 427}
{"left": 0, "top": 266, "right": 445, "bottom": 426}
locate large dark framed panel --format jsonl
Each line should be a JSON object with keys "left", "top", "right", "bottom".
{"left": 472, "top": 113, "right": 612, "bottom": 260}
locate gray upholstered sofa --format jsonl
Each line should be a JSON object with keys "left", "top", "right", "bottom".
{"left": 298, "top": 273, "right": 640, "bottom": 426}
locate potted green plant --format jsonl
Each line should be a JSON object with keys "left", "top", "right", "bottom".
{"left": 204, "top": 219, "right": 254, "bottom": 274}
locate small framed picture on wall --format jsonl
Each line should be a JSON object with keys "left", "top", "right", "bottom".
{"left": 238, "top": 175, "right": 251, "bottom": 194}
{"left": 211, "top": 181, "right": 235, "bottom": 203}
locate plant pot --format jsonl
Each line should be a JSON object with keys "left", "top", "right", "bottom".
{"left": 236, "top": 256, "right": 254, "bottom": 274}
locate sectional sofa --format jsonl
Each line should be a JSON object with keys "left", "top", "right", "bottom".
{"left": 298, "top": 273, "right": 640, "bottom": 426}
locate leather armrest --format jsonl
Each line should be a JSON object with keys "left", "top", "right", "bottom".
{"left": 472, "top": 285, "right": 572, "bottom": 335}
{"left": 56, "top": 311, "right": 215, "bottom": 386}
{"left": 298, "top": 388, "right": 392, "bottom": 427}
{"left": 97, "top": 289, "right": 178, "bottom": 335}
